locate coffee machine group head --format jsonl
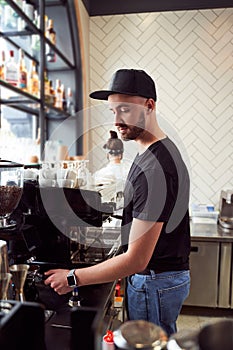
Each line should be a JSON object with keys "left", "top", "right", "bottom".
{"left": 219, "top": 190, "right": 233, "bottom": 229}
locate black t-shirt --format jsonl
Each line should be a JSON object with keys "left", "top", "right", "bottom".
{"left": 121, "top": 137, "right": 191, "bottom": 272}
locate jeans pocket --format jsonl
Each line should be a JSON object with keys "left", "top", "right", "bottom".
{"left": 158, "top": 279, "right": 190, "bottom": 325}
{"left": 127, "top": 275, "right": 148, "bottom": 320}
{"left": 127, "top": 275, "right": 146, "bottom": 291}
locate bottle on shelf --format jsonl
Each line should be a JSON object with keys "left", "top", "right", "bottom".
{"left": 61, "top": 84, "right": 67, "bottom": 112}
{"left": 44, "top": 14, "right": 48, "bottom": 31}
{"left": 49, "top": 80, "right": 56, "bottom": 106}
{"left": 15, "top": 0, "right": 24, "bottom": 31}
{"left": 33, "top": 9, "right": 38, "bottom": 27}
{"left": 5, "top": 50, "right": 18, "bottom": 87}
{"left": 28, "top": 60, "right": 39, "bottom": 97}
{"left": 22, "top": 0, "right": 34, "bottom": 30}
{"left": 0, "top": 50, "right": 6, "bottom": 80}
{"left": 31, "top": 14, "right": 40, "bottom": 56}
{"left": 1, "top": 1, "right": 17, "bottom": 31}
{"left": 54, "top": 79, "right": 62, "bottom": 109}
{"left": 67, "top": 87, "right": 75, "bottom": 115}
{"left": 31, "top": 34, "right": 40, "bottom": 57}
{"left": 36, "top": 127, "right": 41, "bottom": 145}
{"left": 0, "top": 1, "right": 6, "bottom": 31}
{"left": 18, "top": 48, "right": 28, "bottom": 91}
{"left": 44, "top": 70, "right": 50, "bottom": 104}
{"left": 45, "top": 18, "right": 56, "bottom": 63}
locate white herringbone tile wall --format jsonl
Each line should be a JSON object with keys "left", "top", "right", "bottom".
{"left": 88, "top": 8, "right": 233, "bottom": 208}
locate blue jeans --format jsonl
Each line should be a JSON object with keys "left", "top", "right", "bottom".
{"left": 126, "top": 270, "right": 190, "bottom": 337}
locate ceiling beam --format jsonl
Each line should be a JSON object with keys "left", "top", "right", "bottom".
{"left": 82, "top": 0, "right": 233, "bottom": 16}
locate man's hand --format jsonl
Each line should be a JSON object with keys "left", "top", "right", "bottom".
{"left": 44, "top": 269, "right": 72, "bottom": 295}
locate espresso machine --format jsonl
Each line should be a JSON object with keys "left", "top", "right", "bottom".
{"left": 20, "top": 186, "right": 116, "bottom": 264}
{"left": 8, "top": 159, "right": 120, "bottom": 273}
{"left": 0, "top": 158, "right": 119, "bottom": 291}
{"left": 219, "top": 190, "right": 233, "bottom": 229}
{"left": 0, "top": 159, "right": 123, "bottom": 350}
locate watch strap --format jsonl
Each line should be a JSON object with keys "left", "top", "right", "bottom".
{"left": 67, "top": 269, "right": 78, "bottom": 287}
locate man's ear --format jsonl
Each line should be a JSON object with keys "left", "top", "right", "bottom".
{"left": 146, "top": 98, "right": 155, "bottom": 112}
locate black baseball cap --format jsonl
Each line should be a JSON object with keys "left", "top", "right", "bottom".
{"left": 89, "top": 69, "right": 157, "bottom": 101}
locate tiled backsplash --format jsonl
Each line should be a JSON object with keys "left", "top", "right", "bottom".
{"left": 88, "top": 8, "right": 233, "bottom": 208}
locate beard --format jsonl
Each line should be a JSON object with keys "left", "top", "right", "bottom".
{"left": 118, "top": 111, "right": 146, "bottom": 141}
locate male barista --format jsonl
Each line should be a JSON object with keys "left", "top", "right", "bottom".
{"left": 44, "top": 69, "right": 191, "bottom": 336}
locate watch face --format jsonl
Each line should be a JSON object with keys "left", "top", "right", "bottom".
{"left": 67, "top": 274, "right": 76, "bottom": 287}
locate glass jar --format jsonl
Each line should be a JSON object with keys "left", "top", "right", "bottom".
{"left": 0, "top": 159, "right": 24, "bottom": 228}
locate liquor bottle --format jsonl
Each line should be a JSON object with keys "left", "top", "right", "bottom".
{"left": 44, "top": 14, "right": 48, "bottom": 31}
{"left": 49, "top": 80, "right": 56, "bottom": 106}
{"left": 31, "top": 15, "right": 40, "bottom": 56}
{"left": 1, "top": 2, "right": 17, "bottom": 30}
{"left": 0, "top": 50, "right": 5, "bottom": 80}
{"left": 15, "top": 0, "right": 24, "bottom": 31}
{"left": 0, "top": 1, "right": 6, "bottom": 31}
{"left": 18, "top": 49, "right": 27, "bottom": 91}
{"left": 22, "top": 0, "right": 34, "bottom": 30}
{"left": 45, "top": 18, "right": 56, "bottom": 63}
{"left": 67, "top": 87, "right": 75, "bottom": 115}
{"left": 28, "top": 60, "right": 39, "bottom": 97}
{"left": 5, "top": 50, "right": 18, "bottom": 87}
{"left": 61, "top": 84, "right": 67, "bottom": 112}
{"left": 33, "top": 9, "right": 38, "bottom": 27}
{"left": 44, "top": 70, "right": 50, "bottom": 104}
{"left": 54, "top": 79, "right": 62, "bottom": 109}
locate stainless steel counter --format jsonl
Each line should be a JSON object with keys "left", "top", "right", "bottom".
{"left": 191, "top": 222, "right": 233, "bottom": 242}
{"left": 186, "top": 222, "right": 233, "bottom": 308}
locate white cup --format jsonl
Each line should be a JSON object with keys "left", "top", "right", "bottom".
{"left": 56, "top": 179, "right": 74, "bottom": 188}
{"left": 39, "top": 178, "right": 56, "bottom": 188}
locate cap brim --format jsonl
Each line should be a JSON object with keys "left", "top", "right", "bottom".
{"left": 89, "top": 89, "right": 144, "bottom": 100}
{"left": 89, "top": 90, "right": 114, "bottom": 100}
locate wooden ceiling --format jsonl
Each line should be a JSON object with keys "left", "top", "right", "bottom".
{"left": 82, "top": 0, "right": 233, "bottom": 16}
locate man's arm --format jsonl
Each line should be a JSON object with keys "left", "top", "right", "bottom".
{"left": 44, "top": 219, "right": 163, "bottom": 295}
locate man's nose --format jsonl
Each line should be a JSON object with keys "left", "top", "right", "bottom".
{"left": 114, "top": 113, "right": 121, "bottom": 126}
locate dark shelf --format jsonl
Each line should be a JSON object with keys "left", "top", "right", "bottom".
{"left": 0, "top": 80, "right": 71, "bottom": 119}
{"left": 0, "top": 0, "right": 82, "bottom": 157}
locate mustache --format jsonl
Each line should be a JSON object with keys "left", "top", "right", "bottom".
{"left": 116, "top": 123, "right": 128, "bottom": 128}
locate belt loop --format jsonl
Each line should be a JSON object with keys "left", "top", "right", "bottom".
{"left": 150, "top": 270, "right": 157, "bottom": 277}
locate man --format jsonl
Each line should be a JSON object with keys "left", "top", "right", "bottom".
{"left": 94, "top": 130, "right": 130, "bottom": 204}
{"left": 44, "top": 69, "right": 191, "bottom": 336}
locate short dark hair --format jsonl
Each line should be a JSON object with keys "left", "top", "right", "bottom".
{"left": 103, "top": 130, "right": 124, "bottom": 155}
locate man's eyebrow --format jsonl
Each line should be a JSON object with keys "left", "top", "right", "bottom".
{"left": 109, "top": 103, "right": 131, "bottom": 110}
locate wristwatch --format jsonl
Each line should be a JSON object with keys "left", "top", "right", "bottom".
{"left": 67, "top": 269, "right": 78, "bottom": 287}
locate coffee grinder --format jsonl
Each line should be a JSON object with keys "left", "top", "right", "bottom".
{"left": 0, "top": 160, "right": 24, "bottom": 229}
{"left": 219, "top": 190, "right": 233, "bottom": 229}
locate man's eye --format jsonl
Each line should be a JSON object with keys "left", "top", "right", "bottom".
{"left": 120, "top": 107, "right": 130, "bottom": 113}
